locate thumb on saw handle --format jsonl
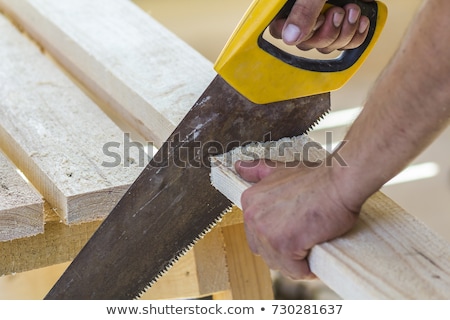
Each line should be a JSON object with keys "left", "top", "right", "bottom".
{"left": 214, "top": 0, "right": 388, "bottom": 104}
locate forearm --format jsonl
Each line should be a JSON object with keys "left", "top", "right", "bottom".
{"left": 331, "top": 0, "right": 450, "bottom": 208}
{"left": 234, "top": 0, "right": 450, "bottom": 281}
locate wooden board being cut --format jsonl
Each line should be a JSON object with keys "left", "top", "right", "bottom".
{"left": 0, "top": 0, "right": 216, "bottom": 147}
{"left": 0, "top": 151, "right": 43, "bottom": 241}
{"left": 210, "top": 135, "right": 450, "bottom": 299}
{"left": 0, "top": 14, "right": 143, "bottom": 224}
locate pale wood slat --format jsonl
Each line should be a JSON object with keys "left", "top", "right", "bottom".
{"left": 218, "top": 223, "right": 274, "bottom": 300}
{"left": 0, "top": 14, "right": 143, "bottom": 224}
{"left": 210, "top": 136, "right": 450, "bottom": 299}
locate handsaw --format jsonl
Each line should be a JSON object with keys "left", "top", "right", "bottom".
{"left": 45, "top": 0, "right": 387, "bottom": 299}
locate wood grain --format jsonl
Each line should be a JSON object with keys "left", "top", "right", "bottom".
{"left": 0, "top": 219, "right": 101, "bottom": 276}
{"left": 219, "top": 224, "right": 274, "bottom": 300}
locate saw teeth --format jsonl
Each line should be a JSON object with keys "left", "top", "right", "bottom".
{"left": 134, "top": 205, "right": 234, "bottom": 299}
{"left": 304, "top": 108, "right": 330, "bottom": 134}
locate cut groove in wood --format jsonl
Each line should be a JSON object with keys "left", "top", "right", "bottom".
{"left": 0, "top": 0, "right": 216, "bottom": 147}
{"left": 211, "top": 135, "right": 450, "bottom": 299}
{"left": 0, "top": 14, "right": 143, "bottom": 224}
{"left": 0, "top": 151, "right": 43, "bottom": 241}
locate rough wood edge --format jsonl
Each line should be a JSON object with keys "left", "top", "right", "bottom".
{"left": 0, "top": 151, "right": 44, "bottom": 241}
{"left": 0, "top": 220, "right": 101, "bottom": 276}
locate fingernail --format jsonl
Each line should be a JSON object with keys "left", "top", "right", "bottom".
{"left": 348, "top": 8, "right": 359, "bottom": 25}
{"left": 358, "top": 18, "right": 369, "bottom": 33}
{"left": 283, "top": 24, "right": 301, "bottom": 44}
{"left": 237, "top": 160, "right": 256, "bottom": 168}
{"left": 333, "top": 12, "right": 345, "bottom": 28}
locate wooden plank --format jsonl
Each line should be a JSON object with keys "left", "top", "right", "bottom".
{"left": 0, "top": 14, "right": 143, "bottom": 224}
{"left": 211, "top": 135, "right": 450, "bottom": 299}
{"left": 217, "top": 224, "right": 274, "bottom": 300}
{"left": 0, "top": 151, "right": 43, "bottom": 241}
{"left": 0, "top": 0, "right": 216, "bottom": 147}
{"left": 215, "top": 207, "right": 274, "bottom": 299}
{"left": 192, "top": 227, "right": 230, "bottom": 297}
{"left": 0, "top": 219, "right": 101, "bottom": 276}
{"left": 0, "top": 263, "right": 69, "bottom": 299}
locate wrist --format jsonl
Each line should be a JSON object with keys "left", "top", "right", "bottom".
{"left": 326, "top": 149, "right": 379, "bottom": 213}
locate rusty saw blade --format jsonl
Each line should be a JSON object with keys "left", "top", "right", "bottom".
{"left": 45, "top": 76, "right": 329, "bottom": 299}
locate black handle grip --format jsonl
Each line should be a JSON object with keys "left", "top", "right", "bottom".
{"left": 258, "top": 0, "right": 379, "bottom": 72}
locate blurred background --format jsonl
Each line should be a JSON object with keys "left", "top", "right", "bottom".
{"left": 0, "top": 0, "right": 448, "bottom": 299}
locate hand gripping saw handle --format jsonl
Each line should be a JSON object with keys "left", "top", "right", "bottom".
{"left": 214, "top": 0, "right": 387, "bottom": 104}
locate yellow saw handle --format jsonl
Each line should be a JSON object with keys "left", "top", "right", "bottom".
{"left": 214, "top": 0, "right": 387, "bottom": 104}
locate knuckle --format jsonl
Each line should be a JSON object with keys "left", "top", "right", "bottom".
{"left": 292, "top": 2, "right": 316, "bottom": 21}
{"left": 289, "top": 1, "right": 322, "bottom": 32}
{"left": 344, "top": 34, "right": 365, "bottom": 49}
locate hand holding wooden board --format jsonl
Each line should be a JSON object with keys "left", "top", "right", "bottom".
{"left": 210, "top": 135, "right": 450, "bottom": 299}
